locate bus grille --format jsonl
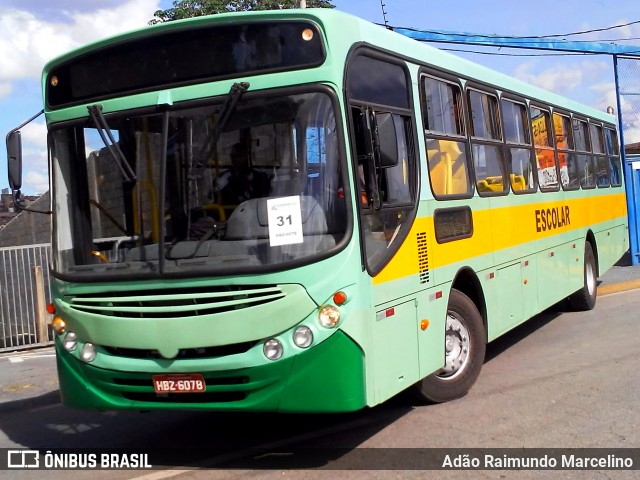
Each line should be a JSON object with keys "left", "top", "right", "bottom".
{"left": 103, "top": 342, "right": 256, "bottom": 360}
{"left": 64, "top": 285, "right": 286, "bottom": 318}
{"left": 121, "top": 391, "right": 247, "bottom": 403}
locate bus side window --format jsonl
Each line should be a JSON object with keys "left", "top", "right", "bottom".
{"left": 422, "top": 75, "right": 472, "bottom": 198}
{"left": 531, "top": 106, "right": 559, "bottom": 192}
{"left": 468, "top": 88, "right": 507, "bottom": 196}
{"left": 501, "top": 98, "right": 536, "bottom": 193}
{"left": 605, "top": 127, "right": 622, "bottom": 187}
{"left": 590, "top": 123, "right": 610, "bottom": 188}
{"left": 574, "top": 118, "right": 597, "bottom": 189}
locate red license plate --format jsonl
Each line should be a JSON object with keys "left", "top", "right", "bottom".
{"left": 153, "top": 374, "right": 206, "bottom": 393}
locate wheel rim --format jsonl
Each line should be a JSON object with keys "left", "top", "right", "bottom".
{"left": 436, "top": 312, "right": 471, "bottom": 380}
{"left": 586, "top": 256, "right": 596, "bottom": 296}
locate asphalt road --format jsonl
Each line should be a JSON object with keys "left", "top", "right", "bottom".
{"left": 0, "top": 289, "right": 638, "bottom": 479}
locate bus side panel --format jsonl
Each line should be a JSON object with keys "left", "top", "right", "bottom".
{"left": 371, "top": 299, "right": 420, "bottom": 404}
{"left": 595, "top": 224, "right": 627, "bottom": 274}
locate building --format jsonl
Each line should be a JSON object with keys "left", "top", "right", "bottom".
{"left": 0, "top": 189, "right": 51, "bottom": 247}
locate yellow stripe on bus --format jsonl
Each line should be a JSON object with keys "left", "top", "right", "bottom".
{"left": 373, "top": 192, "right": 627, "bottom": 285}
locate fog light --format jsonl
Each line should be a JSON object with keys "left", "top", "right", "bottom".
{"left": 63, "top": 331, "right": 78, "bottom": 351}
{"left": 318, "top": 305, "right": 340, "bottom": 328}
{"left": 293, "top": 326, "right": 313, "bottom": 348}
{"left": 51, "top": 316, "right": 66, "bottom": 334}
{"left": 80, "top": 343, "right": 97, "bottom": 362}
{"left": 263, "top": 339, "right": 283, "bottom": 360}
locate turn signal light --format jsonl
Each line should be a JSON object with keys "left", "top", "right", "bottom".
{"left": 333, "top": 291, "right": 347, "bottom": 305}
{"left": 51, "top": 316, "right": 66, "bottom": 334}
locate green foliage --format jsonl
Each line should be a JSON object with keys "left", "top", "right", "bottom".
{"left": 151, "top": 0, "right": 335, "bottom": 24}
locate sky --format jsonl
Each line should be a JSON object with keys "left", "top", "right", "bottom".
{"left": 1, "top": 0, "right": 640, "bottom": 194}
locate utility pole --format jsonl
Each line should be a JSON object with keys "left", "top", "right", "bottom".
{"left": 300, "top": 0, "right": 306, "bottom": 8}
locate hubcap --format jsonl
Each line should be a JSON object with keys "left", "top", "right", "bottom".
{"left": 586, "top": 257, "right": 596, "bottom": 296}
{"left": 436, "top": 313, "right": 471, "bottom": 380}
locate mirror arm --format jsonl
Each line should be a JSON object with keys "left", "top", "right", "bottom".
{"left": 9, "top": 109, "right": 44, "bottom": 133}
{"left": 12, "top": 189, "right": 52, "bottom": 215}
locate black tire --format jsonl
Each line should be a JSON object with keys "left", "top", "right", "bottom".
{"left": 414, "top": 289, "right": 486, "bottom": 404}
{"left": 569, "top": 242, "right": 597, "bottom": 311}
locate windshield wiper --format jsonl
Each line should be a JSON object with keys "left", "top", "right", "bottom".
{"left": 88, "top": 104, "right": 137, "bottom": 182}
{"left": 213, "top": 81, "right": 250, "bottom": 138}
{"left": 199, "top": 82, "right": 250, "bottom": 160}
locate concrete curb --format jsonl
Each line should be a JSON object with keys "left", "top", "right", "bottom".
{"left": 598, "top": 279, "right": 640, "bottom": 296}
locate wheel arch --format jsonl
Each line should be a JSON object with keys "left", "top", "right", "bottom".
{"left": 451, "top": 267, "right": 487, "bottom": 342}
{"left": 585, "top": 230, "right": 599, "bottom": 276}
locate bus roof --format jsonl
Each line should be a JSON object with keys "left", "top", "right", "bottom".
{"left": 43, "top": 8, "right": 615, "bottom": 124}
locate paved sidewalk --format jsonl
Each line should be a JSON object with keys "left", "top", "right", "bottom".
{"left": 0, "top": 263, "right": 639, "bottom": 413}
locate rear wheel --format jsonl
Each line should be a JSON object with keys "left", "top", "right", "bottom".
{"left": 569, "top": 242, "right": 597, "bottom": 311}
{"left": 414, "top": 289, "right": 485, "bottom": 403}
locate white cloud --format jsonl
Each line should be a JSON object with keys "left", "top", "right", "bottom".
{"left": 514, "top": 60, "right": 609, "bottom": 95}
{"left": 590, "top": 82, "right": 618, "bottom": 112}
{"left": 0, "top": 82, "right": 12, "bottom": 100}
{"left": 0, "top": 1, "right": 160, "bottom": 84}
{"left": 579, "top": 18, "right": 640, "bottom": 42}
{"left": 21, "top": 121, "right": 48, "bottom": 151}
{"left": 24, "top": 170, "right": 49, "bottom": 194}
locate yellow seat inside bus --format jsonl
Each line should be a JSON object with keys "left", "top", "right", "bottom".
{"left": 427, "top": 139, "right": 469, "bottom": 196}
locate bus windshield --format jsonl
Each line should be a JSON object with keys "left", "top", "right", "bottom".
{"left": 51, "top": 90, "right": 347, "bottom": 278}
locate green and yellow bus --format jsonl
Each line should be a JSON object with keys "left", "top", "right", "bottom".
{"left": 6, "top": 9, "right": 628, "bottom": 412}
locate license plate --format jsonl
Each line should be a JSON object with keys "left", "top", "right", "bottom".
{"left": 153, "top": 374, "right": 206, "bottom": 393}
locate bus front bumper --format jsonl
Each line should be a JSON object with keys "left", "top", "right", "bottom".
{"left": 56, "top": 331, "right": 366, "bottom": 413}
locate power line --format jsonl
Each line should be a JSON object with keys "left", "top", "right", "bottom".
{"left": 439, "top": 48, "right": 606, "bottom": 57}
{"left": 388, "top": 19, "right": 640, "bottom": 41}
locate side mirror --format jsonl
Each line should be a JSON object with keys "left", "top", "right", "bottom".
{"left": 374, "top": 113, "right": 399, "bottom": 168}
{"left": 7, "top": 130, "right": 23, "bottom": 190}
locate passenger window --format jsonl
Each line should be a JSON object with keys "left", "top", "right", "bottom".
{"left": 508, "top": 148, "right": 536, "bottom": 192}
{"left": 531, "top": 107, "right": 558, "bottom": 191}
{"left": 502, "top": 99, "right": 536, "bottom": 193}
{"left": 501, "top": 99, "right": 530, "bottom": 145}
{"left": 590, "top": 124, "right": 609, "bottom": 187}
{"left": 423, "top": 76, "right": 465, "bottom": 135}
{"left": 467, "top": 89, "right": 506, "bottom": 195}
{"left": 605, "top": 127, "right": 622, "bottom": 187}
{"left": 468, "top": 90, "right": 501, "bottom": 140}
{"left": 553, "top": 113, "right": 579, "bottom": 191}
{"left": 574, "top": 119, "right": 596, "bottom": 189}
{"left": 473, "top": 144, "right": 507, "bottom": 194}
{"left": 422, "top": 75, "right": 472, "bottom": 198}
{"left": 425, "top": 138, "right": 471, "bottom": 197}
{"left": 590, "top": 124, "right": 605, "bottom": 154}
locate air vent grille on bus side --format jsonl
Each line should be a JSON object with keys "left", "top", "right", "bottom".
{"left": 417, "top": 232, "right": 430, "bottom": 284}
{"left": 64, "top": 285, "right": 285, "bottom": 318}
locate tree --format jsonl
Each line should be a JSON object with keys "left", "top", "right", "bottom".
{"left": 151, "top": 0, "right": 335, "bottom": 24}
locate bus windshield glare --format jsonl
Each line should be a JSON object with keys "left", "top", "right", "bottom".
{"left": 51, "top": 90, "right": 347, "bottom": 278}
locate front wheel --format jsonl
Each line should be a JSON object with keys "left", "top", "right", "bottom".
{"left": 414, "top": 289, "right": 486, "bottom": 404}
{"left": 568, "top": 242, "right": 597, "bottom": 311}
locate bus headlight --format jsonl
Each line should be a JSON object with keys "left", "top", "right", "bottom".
{"left": 293, "top": 326, "right": 313, "bottom": 348}
{"left": 80, "top": 343, "right": 97, "bottom": 363}
{"left": 263, "top": 339, "right": 283, "bottom": 360}
{"left": 62, "top": 331, "right": 78, "bottom": 351}
{"left": 318, "top": 305, "right": 340, "bottom": 328}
